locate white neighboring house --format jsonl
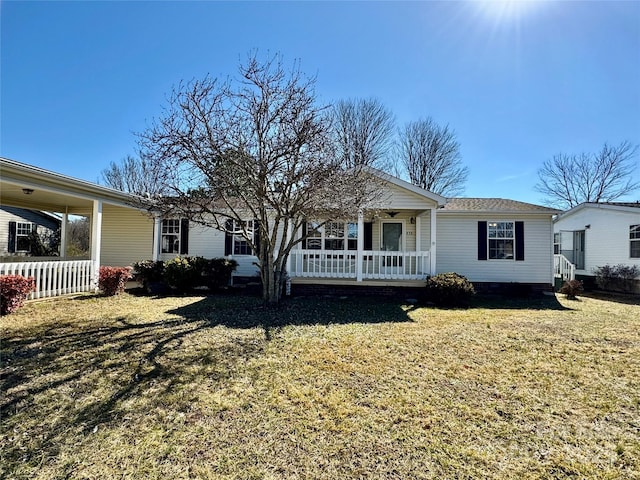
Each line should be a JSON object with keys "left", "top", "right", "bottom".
{"left": 553, "top": 202, "right": 640, "bottom": 287}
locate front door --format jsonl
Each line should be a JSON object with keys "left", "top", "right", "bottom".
{"left": 382, "top": 223, "right": 402, "bottom": 251}
{"left": 382, "top": 222, "right": 403, "bottom": 267}
{"left": 573, "top": 230, "right": 585, "bottom": 270}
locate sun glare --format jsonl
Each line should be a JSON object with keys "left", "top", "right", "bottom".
{"left": 474, "top": 0, "right": 543, "bottom": 21}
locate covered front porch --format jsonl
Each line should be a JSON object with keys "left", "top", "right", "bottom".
{"left": 287, "top": 207, "right": 437, "bottom": 282}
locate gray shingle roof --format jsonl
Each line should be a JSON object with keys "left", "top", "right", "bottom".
{"left": 441, "top": 198, "right": 560, "bottom": 213}
{"left": 591, "top": 201, "right": 640, "bottom": 208}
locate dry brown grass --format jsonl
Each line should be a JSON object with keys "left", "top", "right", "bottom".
{"left": 1, "top": 291, "right": 639, "bottom": 479}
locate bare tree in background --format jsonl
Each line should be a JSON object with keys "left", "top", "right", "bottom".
{"left": 100, "top": 155, "right": 168, "bottom": 196}
{"left": 138, "top": 53, "right": 382, "bottom": 304}
{"left": 331, "top": 98, "right": 395, "bottom": 170}
{"left": 66, "top": 216, "right": 90, "bottom": 257}
{"left": 535, "top": 141, "right": 639, "bottom": 209}
{"left": 399, "top": 118, "right": 468, "bottom": 197}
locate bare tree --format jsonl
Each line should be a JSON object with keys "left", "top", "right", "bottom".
{"left": 100, "top": 155, "right": 168, "bottom": 196}
{"left": 66, "top": 216, "right": 90, "bottom": 257}
{"left": 331, "top": 98, "right": 395, "bottom": 170}
{"left": 535, "top": 141, "right": 639, "bottom": 209}
{"left": 138, "top": 53, "right": 381, "bottom": 304}
{"left": 399, "top": 118, "right": 468, "bottom": 197}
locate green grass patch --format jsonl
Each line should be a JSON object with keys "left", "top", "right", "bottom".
{"left": 1, "top": 292, "right": 639, "bottom": 479}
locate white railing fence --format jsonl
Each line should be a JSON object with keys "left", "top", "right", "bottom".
{"left": 289, "top": 250, "right": 431, "bottom": 281}
{"left": 0, "top": 260, "right": 95, "bottom": 299}
{"left": 554, "top": 254, "right": 576, "bottom": 281}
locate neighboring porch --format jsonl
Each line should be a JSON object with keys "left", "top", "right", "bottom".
{"left": 1, "top": 157, "right": 154, "bottom": 299}
{"left": 554, "top": 254, "right": 576, "bottom": 281}
{"left": 0, "top": 259, "right": 94, "bottom": 299}
{"left": 287, "top": 208, "right": 437, "bottom": 282}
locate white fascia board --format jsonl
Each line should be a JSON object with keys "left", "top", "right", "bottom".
{"left": 554, "top": 203, "right": 640, "bottom": 222}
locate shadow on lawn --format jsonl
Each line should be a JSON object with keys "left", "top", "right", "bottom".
{"left": 0, "top": 294, "right": 412, "bottom": 474}
{"left": 580, "top": 291, "right": 640, "bottom": 306}
{"left": 469, "top": 293, "right": 572, "bottom": 311}
{"left": 167, "top": 295, "right": 414, "bottom": 328}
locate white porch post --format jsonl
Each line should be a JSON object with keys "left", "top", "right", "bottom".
{"left": 90, "top": 200, "right": 103, "bottom": 291}
{"left": 415, "top": 215, "right": 421, "bottom": 253}
{"left": 60, "top": 211, "right": 68, "bottom": 259}
{"left": 152, "top": 213, "right": 161, "bottom": 261}
{"left": 285, "top": 221, "right": 292, "bottom": 274}
{"left": 356, "top": 211, "right": 364, "bottom": 282}
{"left": 429, "top": 207, "right": 437, "bottom": 276}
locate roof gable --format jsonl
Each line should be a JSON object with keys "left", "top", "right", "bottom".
{"left": 366, "top": 167, "right": 447, "bottom": 206}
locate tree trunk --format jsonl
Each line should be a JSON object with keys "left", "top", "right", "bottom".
{"left": 260, "top": 252, "right": 288, "bottom": 306}
{"left": 262, "top": 253, "right": 280, "bottom": 305}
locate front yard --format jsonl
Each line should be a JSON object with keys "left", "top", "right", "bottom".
{"left": 1, "top": 292, "right": 639, "bottom": 479}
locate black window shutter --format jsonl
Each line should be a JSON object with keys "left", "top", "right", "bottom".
{"left": 364, "top": 222, "right": 373, "bottom": 250}
{"left": 8, "top": 221, "right": 16, "bottom": 253}
{"left": 180, "top": 219, "right": 189, "bottom": 255}
{"left": 224, "top": 219, "right": 233, "bottom": 256}
{"left": 515, "top": 221, "right": 525, "bottom": 261}
{"left": 253, "top": 220, "right": 260, "bottom": 256}
{"left": 478, "top": 221, "right": 488, "bottom": 260}
{"left": 301, "top": 222, "right": 307, "bottom": 249}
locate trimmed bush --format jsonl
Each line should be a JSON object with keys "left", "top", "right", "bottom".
{"left": 99, "top": 266, "right": 133, "bottom": 296}
{"left": 204, "top": 258, "right": 238, "bottom": 290}
{"left": 425, "top": 272, "right": 475, "bottom": 307}
{"left": 163, "top": 256, "right": 207, "bottom": 293}
{"left": 132, "top": 260, "right": 165, "bottom": 291}
{"left": 594, "top": 264, "right": 639, "bottom": 293}
{"left": 0, "top": 275, "right": 36, "bottom": 315}
{"left": 559, "top": 279, "right": 584, "bottom": 300}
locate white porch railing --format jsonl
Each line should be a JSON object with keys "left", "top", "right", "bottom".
{"left": 289, "top": 250, "right": 431, "bottom": 281}
{"left": 554, "top": 254, "right": 576, "bottom": 281}
{"left": 0, "top": 260, "right": 95, "bottom": 299}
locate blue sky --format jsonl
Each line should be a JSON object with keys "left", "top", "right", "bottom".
{"left": 2, "top": 1, "right": 639, "bottom": 205}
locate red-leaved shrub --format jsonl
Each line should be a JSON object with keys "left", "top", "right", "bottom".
{"left": 98, "top": 266, "right": 133, "bottom": 296}
{"left": 0, "top": 275, "right": 36, "bottom": 315}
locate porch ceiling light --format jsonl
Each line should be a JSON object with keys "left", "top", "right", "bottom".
{"left": 22, "top": 188, "right": 34, "bottom": 195}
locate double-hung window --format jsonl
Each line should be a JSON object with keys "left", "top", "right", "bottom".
{"left": 553, "top": 233, "right": 561, "bottom": 255}
{"left": 488, "top": 221, "right": 514, "bottom": 259}
{"left": 231, "top": 220, "right": 254, "bottom": 255}
{"left": 161, "top": 219, "right": 181, "bottom": 254}
{"left": 16, "top": 222, "right": 32, "bottom": 252}
{"left": 631, "top": 224, "right": 640, "bottom": 258}
{"left": 305, "top": 221, "right": 357, "bottom": 251}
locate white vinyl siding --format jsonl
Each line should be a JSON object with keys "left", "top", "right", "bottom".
{"left": 554, "top": 206, "right": 640, "bottom": 274}
{"left": 101, "top": 205, "right": 154, "bottom": 267}
{"left": 180, "top": 222, "right": 225, "bottom": 259}
{"left": 375, "top": 182, "right": 440, "bottom": 210}
{"left": 418, "top": 210, "right": 432, "bottom": 252}
{"left": 437, "top": 214, "right": 554, "bottom": 284}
